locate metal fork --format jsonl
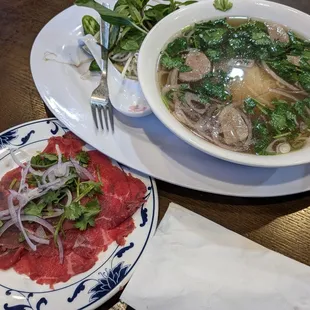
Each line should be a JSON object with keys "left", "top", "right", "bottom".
{"left": 90, "top": 5, "right": 114, "bottom": 132}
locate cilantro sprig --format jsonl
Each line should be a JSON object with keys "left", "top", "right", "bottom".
{"left": 54, "top": 180, "right": 102, "bottom": 241}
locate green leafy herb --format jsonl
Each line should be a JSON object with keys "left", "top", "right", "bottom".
{"left": 166, "top": 37, "right": 188, "bottom": 56}
{"left": 41, "top": 190, "right": 63, "bottom": 205}
{"left": 89, "top": 59, "right": 100, "bottom": 72}
{"left": 119, "top": 32, "right": 146, "bottom": 51}
{"left": 18, "top": 233, "right": 25, "bottom": 243}
{"left": 160, "top": 54, "right": 191, "bottom": 72}
{"left": 64, "top": 202, "right": 84, "bottom": 220}
{"left": 24, "top": 201, "right": 47, "bottom": 217}
{"left": 82, "top": 15, "right": 100, "bottom": 36}
{"left": 251, "top": 31, "right": 270, "bottom": 46}
{"left": 299, "top": 71, "right": 310, "bottom": 92}
{"left": 253, "top": 120, "right": 272, "bottom": 155}
{"left": 270, "top": 100, "right": 298, "bottom": 133}
{"left": 194, "top": 70, "right": 231, "bottom": 101}
{"left": 266, "top": 59, "right": 299, "bottom": 84}
{"left": 74, "top": 199, "right": 101, "bottom": 230}
{"left": 199, "top": 28, "right": 227, "bottom": 47}
{"left": 26, "top": 174, "right": 41, "bottom": 187}
{"left": 30, "top": 153, "right": 61, "bottom": 169}
{"left": 78, "top": 181, "right": 102, "bottom": 200}
{"left": 213, "top": 0, "right": 233, "bottom": 12}
{"left": 243, "top": 97, "right": 257, "bottom": 114}
{"left": 76, "top": 151, "right": 90, "bottom": 167}
{"left": 76, "top": 0, "right": 136, "bottom": 27}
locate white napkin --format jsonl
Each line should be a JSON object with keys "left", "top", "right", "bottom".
{"left": 121, "top": 203, "right": 310, "bottom": 310}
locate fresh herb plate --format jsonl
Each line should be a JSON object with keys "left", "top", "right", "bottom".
{"left": 0, "top": 118, "right": 158, "bottom": 310}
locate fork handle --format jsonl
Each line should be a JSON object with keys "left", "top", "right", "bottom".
{"left": 100, "top": 3, "right": 110, "bottom": 79}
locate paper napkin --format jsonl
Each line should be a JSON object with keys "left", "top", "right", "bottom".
{"left": 121, "top": 203, "right": 310, "bottom": 310}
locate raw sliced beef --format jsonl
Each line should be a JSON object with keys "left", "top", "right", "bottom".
{"left": 0, "top": 247, "right": 25, "bottom": 270}
{"left": 0, "top": 167, "right": 22, "bottom": 190}
{"left": 1, "top": 134, "right": 147, "bottom": 287}
{"left": 14, "top": 218, "right": 135, "bottom": 287}
{"left": 88, "top": 151, "right": 146, "bottom": 229}
{"left": 42, "top": 132, "right": 85, "bottom": 158}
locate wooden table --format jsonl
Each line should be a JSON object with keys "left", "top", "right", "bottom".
{"left": 1, "top": 0, "right": 310, "bottom": 309}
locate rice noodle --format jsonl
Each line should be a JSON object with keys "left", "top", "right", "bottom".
{"left": 121, "top": 53, "right": 134, "bottom": 78}
{"left": 110, "top": 52, "right": 132, "bottom": 62}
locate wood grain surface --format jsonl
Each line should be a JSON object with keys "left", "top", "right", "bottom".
{"left": 1, "top": 1, "right": 310, "bottom": 309}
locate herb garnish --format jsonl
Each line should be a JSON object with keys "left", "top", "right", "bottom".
{"left": 213, "top": 0, "right": 233, "bottom": 12}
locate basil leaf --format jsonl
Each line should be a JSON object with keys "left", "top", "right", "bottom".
{"left": 76, "top": 151, "right": 90, "bottom": 166}
{"left": 82, "top": 15, "right": 100, "bottom": 36}
{"left": 114, "top": 4, "right": 130, "bottom": 16}
{"left": 120, "top": 33, "right": 145, "bottom": 51}
{"left": 75, "top": 0, "right": 134, "bottom": 26}
{"left": 128, "top": 5, "right": 143, "bottom": 24}
{"left": 213, "top": 0, "right": 233, "bottom": 12}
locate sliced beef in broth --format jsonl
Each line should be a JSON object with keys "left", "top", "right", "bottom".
{"left": 218, "top": 106, "right": 249, "bottom": 145}
{"left": 179, "top": 51, "right": 211, "bottom": 82}
{"left": 265, "top": 22, "right": 289, "bottom": 43}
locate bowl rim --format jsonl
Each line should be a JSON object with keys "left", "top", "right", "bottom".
{"left": 138, "top": 0, "right": 310, "bottom": 168}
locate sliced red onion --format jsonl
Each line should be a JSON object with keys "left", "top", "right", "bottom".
{"left": 17, "top": 210, "right": 37, "bottom": 251}
{"left": 28, "top": 234, "right": 50, "bottom": 245}
{"left": 18, "top": 162, "right": 30, "bottom": 194}
{"left": 0, "top": 215, "right": 64, "bottom": 263}
{"left": 21, "top": 215, "right": 64, "bottom": 263}
{"left": 28, "top": 166, "right": 44, "bottom": 177}
{"left": 0, "top": 206, "right": 19, "bottom": 219}
{"left": 0, "top": 219, "right": 15, "bottom": 237}
{"left": 26, "top": 229, "right": 50, "bottom": 245}
{"left": 41, "top": 162, "right": 73, "bottom": 185}
{"left": 71, "top": 159, "right": 95, "bottom": 181}
{"left": 7, "top": 192, "right": 18, "bottom": 224}
{"left": 35, "top": 225, "right": 47, "bottom": 239}
{"left": 65, "top": 189, "right": 72, "bottom": 207}
{"left": 42, "top": 210, "right": 64, "bottom": 219}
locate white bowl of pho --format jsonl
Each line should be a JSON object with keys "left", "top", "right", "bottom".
{"left": 138, "top": 0, "right": 310, "bottom": 167}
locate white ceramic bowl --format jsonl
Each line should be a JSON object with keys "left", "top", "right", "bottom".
{"left": 138, "top": 0, "right": 310, "bottom": 167}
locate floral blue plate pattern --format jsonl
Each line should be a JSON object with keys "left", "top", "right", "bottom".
{"left": 0, "top": 118, "right": 158, "bottom": 310}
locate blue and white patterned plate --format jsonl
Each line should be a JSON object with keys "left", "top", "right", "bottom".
{"left": 0, "top": 118, "right": 158, "bottom": 310}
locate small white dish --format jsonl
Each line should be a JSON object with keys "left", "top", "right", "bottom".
{"left": 138, "top": 0, "right": 310, "bottom": 168}
{"left": 78, "top": 34, "right": 152, "bottom": 117}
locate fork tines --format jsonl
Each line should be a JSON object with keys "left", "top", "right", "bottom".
{"left": 91, "top": 103, "right": 114, "bottom": 132}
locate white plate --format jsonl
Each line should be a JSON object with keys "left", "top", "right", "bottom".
{"left": 30, "top": 2, "right": 310, "bottom": 197}
{"left": 0, "top": 118, "right": 158, "bottom": 310}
